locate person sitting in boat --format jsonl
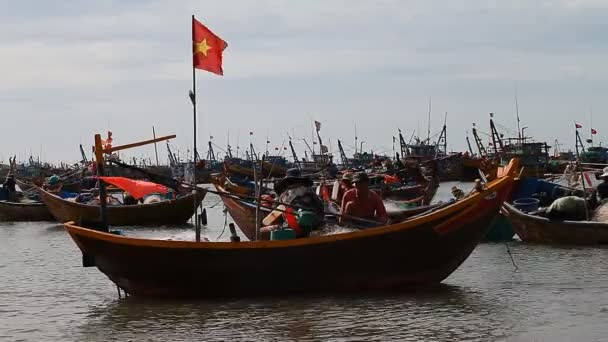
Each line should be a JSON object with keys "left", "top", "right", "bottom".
{"left": 261, "top": 168, "right": 325, "bottom": 238}
{"left": 3, "top": 174, "right": 17, "bottom": 201}
{"left": 3, "top": 174, "right": 16, "bottom": 192}
{"left": 339, "top": 172, "right": 388, "bottom": 227}
{"left": 43, "top": 174, "right": 64, "bottom": 193}
{"left": 336, "top": 172, "right": 354, "bottom": 203}
{"left": 596, "top": 167, "right": 608, "bottom": 202}
{"left": 545, "top": 196, "right": 588, "bottom": 221}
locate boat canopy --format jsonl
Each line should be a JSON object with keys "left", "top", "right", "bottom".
{"left": 98, "top": 176, "right": 168, "bottom": 199}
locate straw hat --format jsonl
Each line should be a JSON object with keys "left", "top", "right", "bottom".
{"left": 352, "top": 172, "right": 370, "bottom": 184}
{"left": 341, "top": 172, "right": 353, "bottom": 181}
{"left": 274, "top": 168, "right": 312, "bottom": 194}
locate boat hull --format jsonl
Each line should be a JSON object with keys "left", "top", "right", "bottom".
{"left": 40, "top": 189, "right": 205, "bottom": 225}
{"left": 503, "top": 202, "right": 608, "bottom": 245}
{"left": 64, "top": 163, "right": 517, "bottom": 298}
{"left": 0, "top": 201, "right": 54, "bottom": 221}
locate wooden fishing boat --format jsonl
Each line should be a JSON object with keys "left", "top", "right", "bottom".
{"left": 63, "top": 159, "right": 518, "bottom": 298}
{"left": 40, "top": 188, "right": 205, "bottom": 225}
{"left": 380, "top": 174, "right": 438, "bottom": 205}
{"left": 0, "top": 200, "right": 54, "bottom": 221}
{"left": 16, "top": 178, "right": 82, "bottom": 193}
{"left": 485, "top": 177, "right": 586, "bottom": 242}
{"left": 213, "top": 176, "right": 439, "bottom": 241}
{"left": 502, "top": 202, "right": 608, "bottom": 245}
{"left": 224, "top": 158, "right": 287, "bottom": 179}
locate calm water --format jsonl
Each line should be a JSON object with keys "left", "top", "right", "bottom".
{"left": 1, "top": 184, "right": 607, "bottom": 341}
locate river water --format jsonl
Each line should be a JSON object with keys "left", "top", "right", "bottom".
{"left": 1, "top": 183, "right": 607, "bottom": 341}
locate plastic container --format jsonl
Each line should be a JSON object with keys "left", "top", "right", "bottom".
{"left": 513, "top": 198, "right": 540, "bottom": 212}
{"left": 271, "top": 228, "right": 296, "bottom": 240}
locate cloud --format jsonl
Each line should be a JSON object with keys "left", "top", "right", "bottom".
{"left": 1, "top": 0, "right": 607, "bottom": 162}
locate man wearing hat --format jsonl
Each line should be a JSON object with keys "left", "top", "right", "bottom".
{"left": 334, "top": 172, "right": 354, "bottom": 204}
{"left": 339, "top": 172, "right": 388, "bottom": 226}
{"left": 261, "top": 168, "right": 325, "bottom": 238}
{"left": 597, "top": 167, "right": 608, "bottom": 202}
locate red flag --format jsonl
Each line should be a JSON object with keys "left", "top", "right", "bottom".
{"left": 192, "top": 17, "right": 227, "bottom": 76}
{"left": 591, "top": 128, "right": 598, "bottom": 135}
{"left": 575, "top": 123, "right": 582, "bottom": 129}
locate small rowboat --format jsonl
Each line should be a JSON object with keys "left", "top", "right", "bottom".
{"left": 61, "top": 159, "right": 519, "bottom": 298}
{"left": 40, "top": 188, "right": 205, "bottom": 225}
{"left": 0, "top": 200, "right": 54, "bottom": 221}
{"left": 502, "top": 202, "right": 608, "bottom": 245}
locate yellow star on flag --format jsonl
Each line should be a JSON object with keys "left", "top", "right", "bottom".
{"left": 194, "top": 38, "right": 212, "bottom": 57}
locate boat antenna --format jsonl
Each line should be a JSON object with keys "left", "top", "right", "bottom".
{"left": 466, "top": 133, "right": 475, "bottom": 156}
{"left": 288, "top": 136, "right": 300, "bottom": 169}
{"left": 590, "top": 107, "right": 594, "bottom": 147}
{"left": 573, "top": 125, "right": 589, "bottom": 220}
{"left": 427, "top": 96, "right": 432, "bottom": 144}
{"left": 235, "top": 129, "right": 240, "bottom": 159}
{"left": 152, "top": 126, "right": 160, "bottom": 166}
{"left": 265, "top": 131, "right": 270, "bottom": 157}
{"left": 434, "top": 112, "right": 447, "bottom": 157}
{"left": 354, "top": 123, "right": 358, "bottom": 155}
{"left": 398, "top": 129, "right": 409, "bottom": 158}
{"left": 515, "top": 86, "right": 521, "bottom": 141}
{"left": 338, "top": 139, "right": 349, "bottom": 167}
{"left": 489, "top": 113, "right": 504, "bottom": 156}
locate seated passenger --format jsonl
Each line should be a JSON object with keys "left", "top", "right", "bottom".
{"left": 261, "top": 168, "right": 324, "bottom": 238}
{"left": 339, "top": 172, "right": 388, "bottom": 226}
{"left": 3, "top": 175, "right": 17, "bottom": 202}
{"left": 336, "top": 173, "right": 354, "bottom": 204}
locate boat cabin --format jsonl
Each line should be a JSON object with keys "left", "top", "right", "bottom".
{"left": 581, "top": 146, "right": 608, "bottom": 164}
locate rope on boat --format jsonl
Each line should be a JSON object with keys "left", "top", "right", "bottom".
{"left": 216, "top": 206, "right": 229, "bottom": 241}
{"left": 505, "top": 243, "right": 518, "bottom": 271}
{"left": 207, "top": 198, "right": 224, "bottom": 208}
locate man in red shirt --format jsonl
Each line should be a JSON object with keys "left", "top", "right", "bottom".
{"left": 339, "top": 172, "right": 388, "bottom": 226}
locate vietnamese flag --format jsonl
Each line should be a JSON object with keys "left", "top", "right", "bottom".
{"left": 192, "top": 16, "right": 227, "bottom": 76}
{"left": 592, "top": 128, "right": 598, "bottom": 135}
{"left": 575, "top": 123, "right": 582, "bottom": 129}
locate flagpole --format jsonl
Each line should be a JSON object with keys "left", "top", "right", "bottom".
{"left": 191, "top": 14, "right": 200, "bottom": 242}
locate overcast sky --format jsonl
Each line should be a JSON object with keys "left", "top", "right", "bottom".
{"left": 2, "top": 0, "right": 607, "bottom": 164}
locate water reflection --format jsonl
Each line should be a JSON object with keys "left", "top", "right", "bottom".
{"left": 73, "top": 284, "right": 512, "bottom": 341}
{"left": 2, "top": 189, "right": 607, "bottom": 341}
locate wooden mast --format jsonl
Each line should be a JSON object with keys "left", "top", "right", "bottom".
{"left": 94, "top": 134, "right": 108, "bottom": 231}
{"left": 94, "top": 134, "right": 177, "bottom": 231}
